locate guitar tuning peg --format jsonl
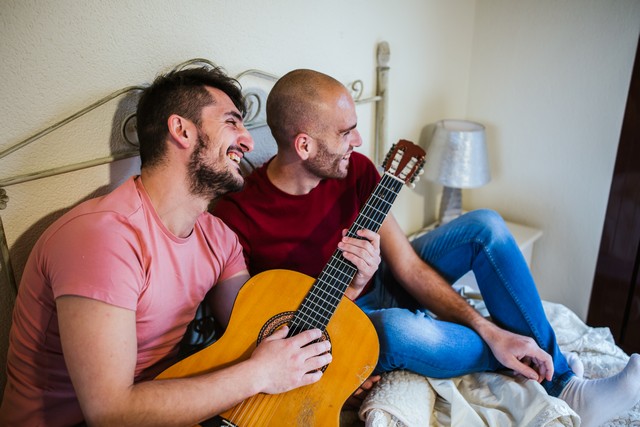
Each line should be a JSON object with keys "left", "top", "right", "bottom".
{"left": 409, "top": 183, "right": 416, "bottom": 189}
{"left": 418, "top": 169, "right": 425, "bottom": 175}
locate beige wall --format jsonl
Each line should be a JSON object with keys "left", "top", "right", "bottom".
{"left": 0, "top": 0, "right": 638, "bottom": 397}
{"left": 466, "top": 0, "right": 640, "bottom": 319}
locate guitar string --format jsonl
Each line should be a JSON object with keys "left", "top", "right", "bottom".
{"left": 230, "top": 393, "right": 265, "bottom": 426}
{"left": 292, "top": 175, "right": 403, "bottom": 333}
{"left": 309, "top": 177, "right": 400, "bottom": 300}
{"left": 228, "top": 394, "right": 250, "bottom": 424}
{"left": 248, "top": 394, "right": 270, "bottom": 426}
{"left": 229, "top": 391, "right": 283, "bottom": 426}
{"left": 260, "top": 393, "right": 283, "bottom": 426}
{"left": 290, "top": 174, "right": 404, "bottom": 334}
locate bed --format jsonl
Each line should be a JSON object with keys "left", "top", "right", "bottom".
{"left": 0, "top": 42, "right": 637, "bottom": 427}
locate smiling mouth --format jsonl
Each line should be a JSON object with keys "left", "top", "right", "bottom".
{"left": 227, "top": 151, "right": 242, "bottom": 164}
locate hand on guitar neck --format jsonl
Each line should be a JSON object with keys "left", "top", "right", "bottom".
{"left": 338, "top": 228, "right": 381, "bottom": 300}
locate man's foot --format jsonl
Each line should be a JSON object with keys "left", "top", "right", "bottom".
{"left": 564, "top": 352, "right": 584, "bottom": 378}
{"left": 559, "top": 353, "right": 640, "bottom": 427}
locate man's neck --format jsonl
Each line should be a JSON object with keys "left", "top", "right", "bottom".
{"left": 266, "top": 155, "right": 321, "bottom": 195}
{"left": 139, "top": 169, "right": 208, "bottom": 238}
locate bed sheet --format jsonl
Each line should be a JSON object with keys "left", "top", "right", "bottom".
{"left": 340, "top": 300, "right": 639, "bottom": 427}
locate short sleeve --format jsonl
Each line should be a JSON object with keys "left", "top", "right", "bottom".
{"left": 42, "top": 211, "right": 144, "bottom": 311}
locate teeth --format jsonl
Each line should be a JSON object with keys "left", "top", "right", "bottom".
{"left": 228, "top": 152, "right": 241, "bottom": 164}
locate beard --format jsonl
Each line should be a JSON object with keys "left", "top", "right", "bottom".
{"left": 187, "top": 130, "right": 244, "bottom": 200}
{"left": 303, "top": 140, "right": 350, "bottom": 180}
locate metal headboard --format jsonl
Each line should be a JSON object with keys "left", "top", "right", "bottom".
{"left": 0, "top": 41, "right": 390, "bottom": 294}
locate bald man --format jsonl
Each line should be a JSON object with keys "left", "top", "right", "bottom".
{"left": 213, "top": 69, "right": 640, "bottom": 426}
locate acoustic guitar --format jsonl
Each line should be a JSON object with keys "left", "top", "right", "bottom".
{"left": 156, "top": 140, "right": 426, "bottom": 426}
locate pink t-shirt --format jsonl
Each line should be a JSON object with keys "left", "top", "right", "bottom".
{"left": 0, "top": 177, "right": 246, "bottom": 426}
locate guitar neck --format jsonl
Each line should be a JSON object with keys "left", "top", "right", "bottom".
{"left": 289, "top": 172, "right": 405, "bottom": 335}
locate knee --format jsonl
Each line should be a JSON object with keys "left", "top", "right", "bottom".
{"left": 369, "top": 309, "right": 407, "bottom": 344}
{"left": 370, "top": 311, "right": 407, "bottom": 371}
{"left": 465, "top": 209, "right": 503, "bottom": 227}
{"left": 464, "top": 209, "right": 511, "bottom": 243}
{"left": 368, "top": 309, "right": 427, "bottom": 371}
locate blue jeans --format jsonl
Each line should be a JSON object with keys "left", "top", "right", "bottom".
{"left": 355, "top": 209, "right": 573, "bottom": 397}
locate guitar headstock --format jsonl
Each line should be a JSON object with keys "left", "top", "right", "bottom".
{"left": 382, "top": 139, "right": 426, "bottom": 187}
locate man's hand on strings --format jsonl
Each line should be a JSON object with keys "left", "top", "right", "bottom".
{"left": 339, "top": 229, "right": 381, "bottom": 299}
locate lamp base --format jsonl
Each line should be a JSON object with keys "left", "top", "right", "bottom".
{"left": 438, "top": 186, "right": 462, "bottom": 225}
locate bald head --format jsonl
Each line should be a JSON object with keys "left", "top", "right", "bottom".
{"left": 266, "top": 69, "right": 347, "bottom": 148}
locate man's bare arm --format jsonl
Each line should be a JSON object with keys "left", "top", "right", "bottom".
{"left": 207, "top": 270, "right": 251, "bottom": 330}
{"left": 57, "top": 295, "right": 331, "bottom": 426}
{"left": 378, "top": 214, "right": 552, "bottom": 382}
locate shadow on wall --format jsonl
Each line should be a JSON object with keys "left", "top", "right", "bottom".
{"left": 418, "top": 122, "right": 441, "bottom": 221}
{"left": 0, "top": 92, "right": 142, "bottom": 400}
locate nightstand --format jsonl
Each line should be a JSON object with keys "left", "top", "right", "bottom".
{"left": 502, "top": 221, "right": 543, "bottom": 268}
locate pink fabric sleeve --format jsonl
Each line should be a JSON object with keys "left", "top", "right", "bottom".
{"left": 43, "top": 211, "right": 144, "bottom": 310}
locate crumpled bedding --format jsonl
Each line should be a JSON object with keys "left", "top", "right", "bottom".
{"left": 347, "top": 301, "right": 639, "bottom": 427}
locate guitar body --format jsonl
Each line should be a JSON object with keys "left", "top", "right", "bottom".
{"left": 156, "top": 269, "right": 379, "bottom": 427}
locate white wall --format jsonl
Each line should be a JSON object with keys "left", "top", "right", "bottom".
{"left": 465, "top": 0, "right": 640, "bottom": 319}
{"left": 0, "top": 0, "right": 638, "bottom": 397}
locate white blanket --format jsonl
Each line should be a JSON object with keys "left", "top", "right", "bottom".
{"left": 352, "top": 301, "right": 640, "bottom": 427}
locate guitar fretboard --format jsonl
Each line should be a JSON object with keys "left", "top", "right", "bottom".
{"left": 288, "top": 172, "right": 405, "bottom": 335}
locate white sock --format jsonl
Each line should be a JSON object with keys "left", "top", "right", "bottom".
{"left": 564, "top": 351, "right": 584, "bottom": 378}
{"left": 559, "top": 353, "right": 640, "bottom": 427}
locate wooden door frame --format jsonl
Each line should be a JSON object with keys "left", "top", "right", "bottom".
{"left": 587, "top": 35, "right": 640, "bottom": 354}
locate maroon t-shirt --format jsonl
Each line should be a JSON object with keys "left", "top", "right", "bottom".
{"left": 213, "top": 152, "right": 380, "bottom": 288}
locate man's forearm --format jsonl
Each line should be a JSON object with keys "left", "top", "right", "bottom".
{"left": 82, "top": 359, "right": 263, "bottom": 427}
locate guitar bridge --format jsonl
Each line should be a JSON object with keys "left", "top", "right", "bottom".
{"left": 200, "top": 415, "right": 238, "bottom": 427}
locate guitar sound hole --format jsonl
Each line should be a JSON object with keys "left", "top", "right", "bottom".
{"left": 258, "top": 311, "right": 331, "bottom": 373}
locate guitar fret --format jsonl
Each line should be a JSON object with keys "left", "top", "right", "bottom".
{"left": 296, "top": 280, "right": 348, "bottom": 329}
{"left": 291, "top": 142, "right": 424, "bottom": 334}
{"left": 298, "top": 306, "right": 332, "bottom": 325}
{"left": 307, "top": 282, "right": 343, "bottom": 305}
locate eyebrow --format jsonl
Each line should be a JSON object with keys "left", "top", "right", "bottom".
{"left": 339, "top": 123, "right": 358, "bottom": 134}
{"left": 225, "top": 111, "right": 244, "bottom": 122}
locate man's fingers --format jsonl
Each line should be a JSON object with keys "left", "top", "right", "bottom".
{"left": 306, "top": 350, "right": 332, "bottom": 372}
{"left": 303, "top": 339, "right": 331, "bottom": 357}
{"left": 508, "top": 357, "right": 542, "bottom": 381}
{"left": 299, "top": 370, "right": 323, "bottom": 387}
{"left": 526, "top": 348, "right": 554, "bottom": 381}
{"left": 510, "top": 350, "right": 553, "bottom": 382}
{"left": 267, "top": 325, "right": 289, "bottom": 340}
{"left": 289, "top": 328, "right": 323, "bottom": 345}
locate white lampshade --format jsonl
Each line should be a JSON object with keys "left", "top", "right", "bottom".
{"left": 424, "top": 119, "right": 491, "bottom": 188}
{"left": 424, "top": 119, "right": 491, "bottom": 225}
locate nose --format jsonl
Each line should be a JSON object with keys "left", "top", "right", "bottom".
{"left": 350, "top": 129, "right": 363, "bottom": 148}
{"left": 239, "top": 126, "right": 254, "bottom": 153}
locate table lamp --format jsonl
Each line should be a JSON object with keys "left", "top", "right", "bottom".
{"left": 424, "top": 119, "right": 491, "bottom": 225}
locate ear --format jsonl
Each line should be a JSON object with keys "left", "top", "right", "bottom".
{"left": 167, "top": 114, "right": 195, "bottom": 148}
{"left": 293, "top": 133, "right": 312, "bottom": 160}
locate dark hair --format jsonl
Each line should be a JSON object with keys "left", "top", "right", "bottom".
{"left": 136, "top": 66, "right": 245, "bottom": 168}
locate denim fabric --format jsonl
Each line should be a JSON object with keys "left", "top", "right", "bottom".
{"left": 355, "top": 209, "right": 574, "bottom": 396}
